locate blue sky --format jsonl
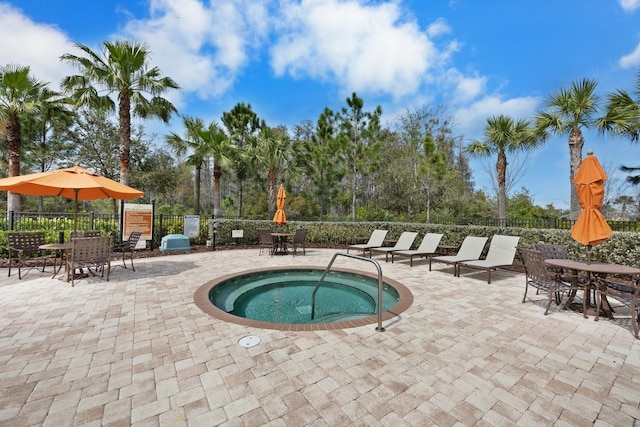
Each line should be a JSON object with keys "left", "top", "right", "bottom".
{"left": 2, "top": 0, "right": 640, "bottom": 210}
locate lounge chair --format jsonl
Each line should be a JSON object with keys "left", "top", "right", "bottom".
{"left": 391, "top": 233, "right": 444, "bottom": 266}
{"left": 347, "top": 229, "right": 388, "bottom": 257}
{"left": 369, "top": 231, "right": 418, "bottom": 262}
{"left": 457, "top": 235, "right": 521, "bottom": 283}
{"left": 429, "top": 236, "right": 488, "bottom": 276}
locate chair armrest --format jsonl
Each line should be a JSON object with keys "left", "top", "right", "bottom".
{"left": 8, "top": 246, "right": 24, "bottom": 255}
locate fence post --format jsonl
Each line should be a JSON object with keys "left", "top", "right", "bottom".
{"left": 89, "top": 212, "right": 95, "bottom": 230}
{"left": 158, "top": 213, "right": 164, "bottom": 249}
{"left": 150, "top": 200, "right": 156, "bottom": 251}
{"left": 8, "top": 210, "right": 14, "bottom": 230}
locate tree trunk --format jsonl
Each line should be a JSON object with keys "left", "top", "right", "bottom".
{"left": 119, "top": 93, "right": 132, "bottom": 186}
{"left": 6, "top": 116, "right": 21, "bottom": 213}
{"left": 351, "top": 167, "right": 357, "bottom": 222}
{"left": 497, "top": 150, "right": 508, "bottom": 225}
{"left": 213, "top": 162, "right": 222, "bottom": 219}
{"left": 237, "top": 180, "right": 243, "bottom": 218}
{"left": 194, "top": 165, "right": 201, "bottom": 215}
{"left": 267, "top": 168, "right": 277, "bottom": 219}
{"left": 568, "top": 126, "right": 584, "bottom": 221}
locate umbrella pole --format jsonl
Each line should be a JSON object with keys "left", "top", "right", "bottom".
{"left": 587, "top": 245, "right": 592, "bottom": 264}
{"left": 74, "top": 189, "right": 79, "bottom": 233}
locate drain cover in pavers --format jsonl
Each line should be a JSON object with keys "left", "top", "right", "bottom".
{"left": 238, "top": 335, "right": 261, "bottom": 347}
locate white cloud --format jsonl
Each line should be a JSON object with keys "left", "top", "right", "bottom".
{"left": 440, "top": 68, "right": 486, "bottom": 103}
{"left": 619, "top": 42, "right": 640, "bottom": 68}
{"left": 0, "top": 0, "right": 496, "bottom": 124}
{"left": 122, "top": 0, "right": 271, "bottom": 103}
{"left": 0, "top": 3, "right": 75, "bottom": 88}
{"left": 270, "top": 0, "right": 438, "bottom": 98}
{"left": 453, "top": 95, "right": 541, "bottom": 140}
{"left": 426, "top": 18, "right": 451, "bottom": 37}
{"left": 619, "top": 0, "right": 640, "bottom": 12}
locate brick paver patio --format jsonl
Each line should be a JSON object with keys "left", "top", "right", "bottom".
{"left": 0, "top": 248, "right": 639, "bottom": 426}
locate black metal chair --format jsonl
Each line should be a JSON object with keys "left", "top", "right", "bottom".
{"left": 7, "top": 231, "right": 53, "bottom": 279}
{"left": 291, "top": 228, "right": 308, "bottom": 256}
{"left": 257, "top": 228, "right": 275, "bottom": 256}
{"left": 112, "top": 231, "right": 142, "bottom": 271}
{"left": 518, "top": 247, "right": 579, "bottom": 315}
{"left": 67, "top": 236, "right": 111, "bottom": 286}
{"left": 594, "top": 256, "right": 640, "bottom": 338}
{"left": 70, "top": 230, "right": 101, "bottom": 239}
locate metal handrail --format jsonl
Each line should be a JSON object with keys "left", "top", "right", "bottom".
{"left": 311, "top": 252, "right": 385, "bottom": 332}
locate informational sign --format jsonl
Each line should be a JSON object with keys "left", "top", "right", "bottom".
{"left": 184, "top": 215, "right": 200, "bottom": 238}
{"left": 232, "top": 229, "right": 244, "bottom": 238}
{"left": 123, "top": 203, "right": 153, "bottom": 249}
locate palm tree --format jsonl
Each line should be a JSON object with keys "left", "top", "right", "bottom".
{"left": 0, "top": 65, "right": 49, "bottom": 212}
{"left": 597, "top": 70, "right": 640, "bottom": 184}
{"left": 60, "top": 41, "right": 179, "bottom": 186}
{"left": 202, "top": 122, "right": 233, "bottom": 219}
{"left": 598, "top": 70, "right": 640, "bottom": 142}
{"left": 166, "top": 117, "right": 211, "bottom": 215}
{"left": 252, "top": 125, "right": 295, "bottom": 219}
{"left": 166, "top": 117, "right": 233, "bottom": 217}
{"left": 24, "top": 85, "right": 74, "bottom": 212}
{"left": 467, "top": 115, "right": 538, "bottom": 224}
{"left": 536, "top": 78, "right": 600, "bottom": 220}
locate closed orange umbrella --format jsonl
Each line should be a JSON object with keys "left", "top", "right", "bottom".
{"left": 0, "top": 165, "right": 144, "bottom": 231}
{"left": 272, "top": 185, "right": 287, "bottom": 226}
{"left": 570, "top": 151, "right": 613, "bottom": 263}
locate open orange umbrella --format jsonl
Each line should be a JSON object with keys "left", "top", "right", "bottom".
{"left": 272, "top": 185, "right": 287, "bottom": 226}
{"left": 570, "top": 150, "right": 613, "bottom": 263}
{"left": 0, "top": 165, "right": 144, "bottom": 232}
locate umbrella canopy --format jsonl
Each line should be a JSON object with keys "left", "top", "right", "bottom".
{"left": 0, "top": 165, "right": 144, "bottom": 231}
{"left": 0, "top": 165, "right": 143, "bottom": 200}
{"left": 273, "top": 185, "right": 287, "bottom": 226}
{"left": 570, "top": 151, "right": 613, "bottom": 262}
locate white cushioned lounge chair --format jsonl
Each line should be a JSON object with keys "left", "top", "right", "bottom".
{"left": 347, "top": 229, "right": 388, "bottom": 257}
{"left": 429, "top": 235, "right": 488, "bottom": 276}
{"left": 457, "top": 235, "right": 521, "bottom": 283}
{"left": 391, "top": 233, "right": 444, "bottom": 266}
{"left": 369, "top": 231, "right": 419, "bottom": 262}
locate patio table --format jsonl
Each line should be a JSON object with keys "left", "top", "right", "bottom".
{"left": 545, "top": 258, "right": 640, "bottom": 318}
{"left": 271, "top": 233, "right": 294, "bottom": 255}
{"left": 39, "top": 242, "right": 73, "bottom": 278}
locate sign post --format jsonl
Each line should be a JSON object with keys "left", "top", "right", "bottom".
{"left": 184, "top": 215, "right": 200, "bottom": 239}
{"left": 123, "top": 204, "right": 153, "bottom": 249}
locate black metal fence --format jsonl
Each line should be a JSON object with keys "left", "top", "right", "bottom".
{"left": 2, "top": 211, "right": 639, "bottom": 246}
{"left": 0, "top": 211, "right": 204, "bottom": 247}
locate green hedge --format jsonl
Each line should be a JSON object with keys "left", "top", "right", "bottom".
{"left": 211, "top": 219, "right": 640, "bottom": 267}
{"left": 3, "top": 217, "right": 638, "bottom": 267}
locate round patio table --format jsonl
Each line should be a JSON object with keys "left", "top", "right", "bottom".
{"left": 39, "top": 243, "right": 73, "bottom": 278}
{"left": 545, "top": 258, "right": 640, "bottom": 318}
{"left": 271, "top": 233, "right": 294, "bottom": 255}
